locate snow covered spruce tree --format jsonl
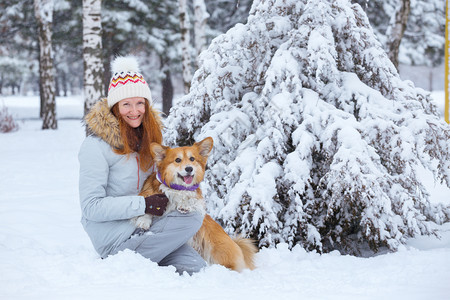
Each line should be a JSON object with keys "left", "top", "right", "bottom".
{"left": 165, "top": 0, "right": 450, "bottom": 255}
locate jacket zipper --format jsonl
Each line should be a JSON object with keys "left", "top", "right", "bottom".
{"left": 136, "top": 156, "right": 140, "bottom": 191}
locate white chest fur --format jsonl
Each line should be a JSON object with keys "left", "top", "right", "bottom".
{"left": 159, "top": 184, "right": 206, "bottom": 216}
{"left": 132, "top": 184, "right": 206, "bottom": 230}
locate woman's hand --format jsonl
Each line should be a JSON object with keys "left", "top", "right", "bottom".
{"left": 144, "top": 194, "right": 169, "bottom": 216}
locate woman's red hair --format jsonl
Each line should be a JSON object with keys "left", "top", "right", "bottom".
{"left": 111, "top": 100, "right": 162, "bottom": 172}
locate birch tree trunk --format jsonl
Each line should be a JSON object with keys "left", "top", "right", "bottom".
{"left": 34, "top": 0, "right": 57, "bottom": 130}
{"left": 385, "top": 0, "right": 411, "bottom": 71}
{"left": 82, "top": 0, "right": 104, "bottom": 119}
{"left": 194, "top": 0, "right": 209, "bottom": 66}
{"left": 179, "top": 0, "right": 192, "bottom": 94}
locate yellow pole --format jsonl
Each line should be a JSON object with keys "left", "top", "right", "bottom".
{"left": 446, "top": 0, "right": 449, "bottom": 123}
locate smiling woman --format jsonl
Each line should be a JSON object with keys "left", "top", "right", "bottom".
{"left": 78, "top": 56, "right": 208, "bottom": 275}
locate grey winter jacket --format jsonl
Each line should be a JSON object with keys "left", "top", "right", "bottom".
{"left": 78, "top": 98, "right": 162, "bottom": 258}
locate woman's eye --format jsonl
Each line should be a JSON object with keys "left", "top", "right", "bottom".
{"left": 175, "top": 158, "right": 182, "bottom": 163}
{"left": 190, "top": 157, "right": 195, "bottom": 162}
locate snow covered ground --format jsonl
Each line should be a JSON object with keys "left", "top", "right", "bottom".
{"left": 0, "top": 94, "right": 449, "bottom": 299}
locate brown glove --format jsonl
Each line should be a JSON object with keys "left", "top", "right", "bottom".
{"left": 144, "top": 194, "right": 169, "bottom": 216}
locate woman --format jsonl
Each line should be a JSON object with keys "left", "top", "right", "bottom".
{"left": 78, "top": 56, "right": 206, "bottom": 274}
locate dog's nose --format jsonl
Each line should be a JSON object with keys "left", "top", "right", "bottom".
{"left": 185, "top": 166, "right": 193, "bottom": 173}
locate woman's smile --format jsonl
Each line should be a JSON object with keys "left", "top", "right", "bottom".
{"left": 118, "top": 97, "right": 146, "bottom": 128}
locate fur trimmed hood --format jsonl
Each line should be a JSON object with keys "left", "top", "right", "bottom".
{"left": 84, "top": 98, "right": 162, "bottom": 150}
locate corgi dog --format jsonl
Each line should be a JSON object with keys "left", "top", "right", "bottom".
{"left": 132, "top": 137, "right": 257, "bottom": 272}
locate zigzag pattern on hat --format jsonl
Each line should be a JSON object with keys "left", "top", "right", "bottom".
{"left": 107, "top": 56, "right": 153, "bottom": 107}
{"left": 109, "top": 74, "right": 147, "bottom": 91}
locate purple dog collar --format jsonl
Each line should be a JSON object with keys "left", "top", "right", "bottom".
{"left": 156, "top": 171, "right": 199, "bottom": 191}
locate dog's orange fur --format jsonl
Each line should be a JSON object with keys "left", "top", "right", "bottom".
{"left": 138, "top": 137, "right": 257, "bottom": 272}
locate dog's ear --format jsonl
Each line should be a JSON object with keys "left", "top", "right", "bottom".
{"left": 195, "top": 137, "right": 213, "bottom": 158}
{"left": 150, "top": 143, "right": 167, "bottom": 162}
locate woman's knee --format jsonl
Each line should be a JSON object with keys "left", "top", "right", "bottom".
{"left": 175, "top": 259, "right": 206, "bottom": 275}
{"left": 164, "top": 211, "right": 204, "bottom": 235}
{"left": 159, "top": 243, "right": 207, "bottom": 275}
{"left": 186, "top": 211, "right": 204, "bottom": 232}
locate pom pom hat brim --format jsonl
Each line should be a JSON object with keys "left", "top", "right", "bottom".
{"left": 107, "top": 56, "right": 153, "bottom": 108}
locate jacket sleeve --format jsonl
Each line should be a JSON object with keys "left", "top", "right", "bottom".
{"left": 78, "top": 137, "right": 146, "bottom": 222}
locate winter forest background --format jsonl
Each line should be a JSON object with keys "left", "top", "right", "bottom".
{"left": 1, "top": 0, "right": 449, "bottom": 258}
{"left": 1, "top": 0, "right": 446, "bottom": 103}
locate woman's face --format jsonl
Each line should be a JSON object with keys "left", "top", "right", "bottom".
{"left": 118, "top": 97, "right": 146, "bottom": 128}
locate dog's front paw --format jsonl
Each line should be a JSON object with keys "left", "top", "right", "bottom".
{"left": 177, "top": 205, "right": 191, "bottom": 214}
{"left": 133, "top": 214, "right": 153, "bottom": 230}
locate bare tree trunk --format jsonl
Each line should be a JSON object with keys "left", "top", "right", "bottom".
{"left": 38, "top": 57, "right": 44, "bottom": 118}
{"left": 82, "top": 0, "right": 104, "bottom": 124}
{"left": 385, "top": 0, "right": 411, "bottom": 71}
{"left": 34, "top": 0, "right": 57, "bottom": 130}
{"left": 194, "top": 0, "right": 209, "bottom": 66}
{"left": 102, "top": 38, "right": 114, "bottom": 94}
{"left": 55, "top": 71, "right": 60, "bottom": 97}
{"left": 62, "top": 71, "right": 68, "bottom": 96}
{"left": 159, "top": 56, "right": 174, "bottom": 117}
{"left": 179, "top": 0, "right": 192, "bottom": 94}
{"left": 162, "top": 70, "right": 174, "bottom": 116}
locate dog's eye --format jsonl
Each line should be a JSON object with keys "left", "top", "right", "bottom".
{"left": 175, "top": 158, "right": 182, "bottom": 163}
{"left": 190, "top": 157, "right": 195, "bottom": 162}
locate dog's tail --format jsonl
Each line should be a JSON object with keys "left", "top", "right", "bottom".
{"left": 233, "top": 235, "right": 258, "bottom": 270}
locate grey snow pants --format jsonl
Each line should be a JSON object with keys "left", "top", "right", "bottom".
{"left": 114, "top": 210, "right": 206, "bottom": 275}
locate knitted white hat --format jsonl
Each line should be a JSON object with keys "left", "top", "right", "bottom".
{"left": 107, "top": 56, "right": 153, "bottom": 108}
